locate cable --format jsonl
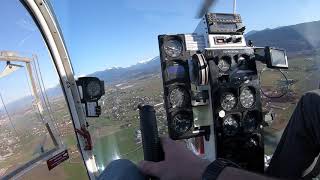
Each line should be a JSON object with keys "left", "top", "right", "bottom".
{"left": 259, "top": 68, "right": 289, "bottom": 99}
{"left": 32, "top": 57, "right": 61, "bottom": 147}
{"left": 33, "top": 55, "right": 62, "bottom": 141}
{"left": 21, "top": 66, "right": 38, "bottom": 138}
{"left": 24, "top": 60, "right": 47, "bottom": 126}
{"left": 0, "top": 93, "right": 19, "bottom": 136}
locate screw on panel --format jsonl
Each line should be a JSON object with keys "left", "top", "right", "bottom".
{"left": 66, "top": 81, "right": 71, "bottom": 88}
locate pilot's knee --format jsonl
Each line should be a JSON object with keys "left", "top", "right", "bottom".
{"left": 107, "top": 159, "right": 135, "bottom": 169}
{"left": 299, "top": 91, "right": 320, "bottom": 124}
{"left": 98, "top": 159, "right": 141, "bottom": 180}
{"left": 302, "top": 90, "right": 320, "bottom": 106}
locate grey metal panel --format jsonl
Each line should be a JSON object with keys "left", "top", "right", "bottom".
{"left": 2, "top": 148, "right": 58, "bottom": 180}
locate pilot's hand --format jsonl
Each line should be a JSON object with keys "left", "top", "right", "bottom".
{"left": 138, "top": 137, "right": 210, "bottom": 180}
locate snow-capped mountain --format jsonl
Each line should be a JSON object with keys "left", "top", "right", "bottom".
{"left": 90, "top": 56, "right": 161, "bottom": 84}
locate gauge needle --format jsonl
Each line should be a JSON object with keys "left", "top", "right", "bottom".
{"left": 167, "top": 46, "right": 177, "bottom": 50}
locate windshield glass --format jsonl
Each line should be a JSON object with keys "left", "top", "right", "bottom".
{"left": 48, "top": 0, "right": 206, "bottom": 174}
{"left": 48, "top": 0, "right": 320, "bottom": 176}
{"left": 0, "top": 0, "right": 86, "bottom": 179}
{"left": 1, "top": 0, "right": 320, "bottom": 179}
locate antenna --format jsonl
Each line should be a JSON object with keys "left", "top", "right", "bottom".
{"left": 233, "top": 0, "right": 237, "bottom": 14}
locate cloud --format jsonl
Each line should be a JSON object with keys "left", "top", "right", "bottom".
{"left": 16, "top": 18, "right": 37, "bottom": 32}
{"left": 18, "top": 33, "right": 33, "bottom": 47}
{"left": 16, "top": 18, "right": 37, "bottom": 47}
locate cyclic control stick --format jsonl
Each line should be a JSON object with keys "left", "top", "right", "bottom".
{"left": 138, "top": 104, "right": 164, "bottom": 180}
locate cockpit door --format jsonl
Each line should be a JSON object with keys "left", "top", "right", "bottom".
{"left": 0, "top": 0, "right": 97, "bottom": 179}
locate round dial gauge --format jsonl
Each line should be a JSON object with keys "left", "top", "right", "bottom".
{"left": 86, "top": 81, "right": 101, "bottom": 97}
{"left": 223, "top": 115, "right": 239, "bottom": 136}
{"left": 221, "top": 93, "right": 237, "bottom": 111}
{"left": 217, "top": 59, "right": 231, "bottom": 72}
{"left": 240, "top": 87, "right": 255, "bottom": 108}
{"left": 163, "top": 40, "right": 183, "bottom": 58}
{"left": 243, "top": 114, "right": 256, "bottom": 133}
{"left": 169, "top": 87, "right": 189, "bottom": 108}
{"left": 172, "top": 113, "right": 192, "bottom": 135}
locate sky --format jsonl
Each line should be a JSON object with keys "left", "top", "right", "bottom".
{"left": 0, "top": 0, "right": 320, "bottom": 103}
{"left": 49, "top": 0, "right": 320, "bottom": 75}
{"left": 0, "top": 0, "right": 61, "bottom": 104}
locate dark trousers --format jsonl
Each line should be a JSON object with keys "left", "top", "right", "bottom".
{"left": 266, "top": 90, "right": 320, "bottom": 179}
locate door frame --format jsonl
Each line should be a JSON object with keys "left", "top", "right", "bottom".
{"left": 3, "top": 0, "right": 98, "bottom": 179}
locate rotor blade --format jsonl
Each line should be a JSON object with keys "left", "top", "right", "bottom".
{"left": 0, "top": 63, "right": 23, "bottom": 78}
{"left": 196, "top": 0, "right": 217, "bottom": 18}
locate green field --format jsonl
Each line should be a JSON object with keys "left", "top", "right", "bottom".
{"left": 62, "top": 161, "right": 87, "bottom": 180}
{"left": 93, "top": 126, "right": 143, "bottom": 171}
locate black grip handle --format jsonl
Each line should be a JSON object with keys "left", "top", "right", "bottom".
{"left": 138, "top": 104, "right": 164, "bottom": 163}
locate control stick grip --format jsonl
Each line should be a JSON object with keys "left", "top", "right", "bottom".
{"left": 138, "top": 104, "right": 164, "bottom": 163}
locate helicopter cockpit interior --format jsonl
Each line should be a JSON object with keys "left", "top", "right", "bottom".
{"left": 0, "top": 0, "right": 319, "bottom": 179}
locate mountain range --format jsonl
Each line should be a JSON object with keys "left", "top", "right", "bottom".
{"left": 89, "top": 56, "right": 161, "bottom": 84}
{"left": 246, "top": 20, "right": 320, "bottom": 55}
{"left": 91, "top": 20, "right": 320, "bottom": 84}
{"left": 3, "top": 20, "right": 320, "bottom": 112}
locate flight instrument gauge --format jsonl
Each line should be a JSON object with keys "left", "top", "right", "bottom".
{"left": 169, "top": 87, "right": 190, "bottom": 108}
{"left": 221, "top": 93, "right": 237, "bottom": 111}
{"left": 163, "top": 40, "right": 183, "bottom": 58}
{"left": 243, "top": 114, "right": 257, "bottom": 133}
{"left": 240, "top": 87, "right": 255, "bottom": 109}
{"left": 172, "top": 113, "right": 192, "bottom": 135}
{"left": 217, "top": 58, "right": 231, "bottom": 72}
{"left": 223, "top": 115, "right": 239, "bottom": 136}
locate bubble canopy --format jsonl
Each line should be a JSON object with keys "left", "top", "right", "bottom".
{"left": 1, "top": 0, "right": 319, "bottom": 179}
